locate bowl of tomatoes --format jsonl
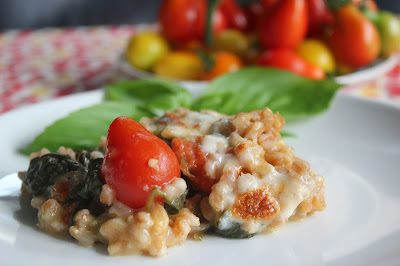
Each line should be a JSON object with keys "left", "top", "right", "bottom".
{"left": 119, "top": 0, "right": 400, "bottom": 94}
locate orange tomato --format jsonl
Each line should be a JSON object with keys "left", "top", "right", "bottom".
{"left": 330, "top": 5, "right": 381, "bottom": 68}
{"left": 203, "top": 51, "right": 242, "bottom": 80}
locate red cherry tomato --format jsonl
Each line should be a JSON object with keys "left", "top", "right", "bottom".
{"left": 214, "top": 7, "right": 229, "bottom": 34}
{"left": 258, "top": 48, "right": 326, "bottom": 80}
{"left": 258, "top": 0, "right": 308, "bottom": 49}
{"left": 219, "top": 0, "right": 249, "bottom": 32}
{"left": 306, "top": 0, "right": 334, "bottom": 37}
{"left": 158, "top": 0, "right": 228, "bottom": 44}
{"left": 330, "top": 5, "right": 381, "bottom": 68}
{"left": 159, "top": 0, "right": 206, "bottom": 43}
{"left": 101, "top": 116, "right": 181, "bottom": 209}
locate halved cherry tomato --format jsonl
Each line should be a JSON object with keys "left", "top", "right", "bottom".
{"left": 330, "top": 4, "right": 381, "bottom": 68}
{"left": 202, "top": 51, "right": 242, "bottom": 80}
{"left": 258, "top": 0, "right": 308, "bottom": 49}
{"left": 258, "top": 48, "right": 326, "bottom": 80}
{"left": 219, "top": 0, "right": 249, "bottom": 32}
{"left": 101, "top": 116, "right": 181, "bottom": 209}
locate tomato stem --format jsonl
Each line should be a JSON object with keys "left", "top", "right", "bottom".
{"left": 325, "top": 0, "right": 351, "bottom": 10}
{"left": 206, "top": 0, "right": 222, "bottom": 47}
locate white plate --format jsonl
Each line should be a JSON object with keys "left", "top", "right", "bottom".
{"left": 1, "top": 90, "right": 400, "bottom": 265}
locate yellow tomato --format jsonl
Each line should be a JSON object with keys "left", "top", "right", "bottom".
{"left": 213, "top": 30, "right": 250, "bottom": 56}
{"left": 154, "top": 51, "right": 204, "bottom": 80}
{"left": 296, "top": 39, "right": 336, "bottom": 73}
{"left": 126, "top": 31, "right": 170, "bottom": 71}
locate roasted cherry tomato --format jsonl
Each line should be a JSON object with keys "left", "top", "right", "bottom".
{"left": 330, "top": 4, "right": 381, "bottom": 68}
{"left": 203, "top": 51, "right": 242, "bottom": 80}
{"left": 158, "top": 0, "right": 227, "bottom": 44}
{"left": 125, "top": 31, "right": 169, "bottom": 71}
{"left": 306, "top": 0, "right": 334, "bottom": 37}
{"left": 258, "top": 48, "right": 326, "bottom": 80}
{"left": 101, "top": 116, "right": 181, "bottom": 209}
{"left": 154, "top": 51, "right": 204, "bottom": 80}
{"left": 296, "top": 39, "right": 336, "bottom": 73}
{"left": 219, "top": 0, "right": 249, "bottom": 32}
{"left": 258, "top": 0, "right": 308, "bottom": 49}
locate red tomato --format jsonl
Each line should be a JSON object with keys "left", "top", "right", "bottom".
{"left": 158, "top": 0, "right": 228, "bottom": 44}
{"left": 101, "top": 116, "right": 181, "bottom": 209}
{"left": 159, "top": 0, "right": 206, "bottom": 43}
{"left": 202, "top": 51, "right": 243, "bottom": 80}
{"left": 258, "top": 0, "right": 308, "bottom": 49}
{"left": 172, "top": 138, "right": 215, "bottom": 194}
{"left": 214, "top": 7, "right": 229, "bottom": 34}
{"left": 257, "top": 48, "right": 326, "bottom": 80}
{"left": 220, "top": 0, "right": 249, "bottom": 32}
{"left": 306, "top": 0, "right": 334, "bottom": 36}
{"left": 330, "top": 5, "right": 381, "bottom": 68}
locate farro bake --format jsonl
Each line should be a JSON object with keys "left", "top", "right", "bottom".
{"left": 20, "top": 107, "right": 326, "bottom": 257}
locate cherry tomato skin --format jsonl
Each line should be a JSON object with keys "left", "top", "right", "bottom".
{"left": 258, "top": 49, "right": 326, "bottom": 80}
{"left": 101, "top": 116, "right": 181, "bottom": 209}
{"left": 306, "top": 0, "right": 334, "bottom": 37}
{"left": 220, "top": 0, "right": 249, "bottom": 32}
{"left": 159, "top": 0, "right": 206, "bottom": 43}
{"left": 203, "top": 51, "right": 242, "bottom": 80}
{"left": 214, "top": 7, "right": 229, "bottom": 34}
{"left": 258, "top": 0, "right": 308, "bottom": 49}
{"left": 158, "top": 0, "right": 228, "bottom": 44}
{"left": 330, "top": 5, "right": 381, "bottom": 68}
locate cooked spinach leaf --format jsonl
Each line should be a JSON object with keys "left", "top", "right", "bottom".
{"left": 23, "top": 153, "right": 84, "bottom": 197}
{"left": 213, "top": 211, "right": 255, "bottom": 239}
{"left": 65, "top": 158, "right": 104, "bottom": 204}
{"left": 146, "top": 187, "right": 188, "bottom": 215}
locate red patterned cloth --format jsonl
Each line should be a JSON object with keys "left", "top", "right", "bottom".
{"left": 0, "top": 26, "right": 136, "bottom": 113}
{"left": 1, "top": 25, "right": 400, "bottom": 113}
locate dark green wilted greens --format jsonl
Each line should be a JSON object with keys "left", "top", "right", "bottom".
{"left": 146, "top": 187, "right": 188, "bottom": 215}
{"left": 21, "top": 68, "right": 340, "bottom": 155}
{"left": 23, "top": 153, "right": 84, "bottom": 197}
{"left": 212, "top": 211, "right": 255, "bottom": 239}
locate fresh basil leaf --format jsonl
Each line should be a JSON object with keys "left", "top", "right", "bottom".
{"left": 105, "top": 79, "right": 194, "bottom": 116}
{"left": 193, "top": 67, "right": 341, "bottom": 122}
{"left": 20, "top": 101, "right": 152, "bottom": 155}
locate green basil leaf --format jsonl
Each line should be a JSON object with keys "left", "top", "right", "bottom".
{"left": 105, "top": 79, "right": 194, "bottom": 116}
{"left": 193, "top": 67, "right": 341, "bottom": 122}
{"left": 20, "top": 101, "right": 152, "bottom": 155}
